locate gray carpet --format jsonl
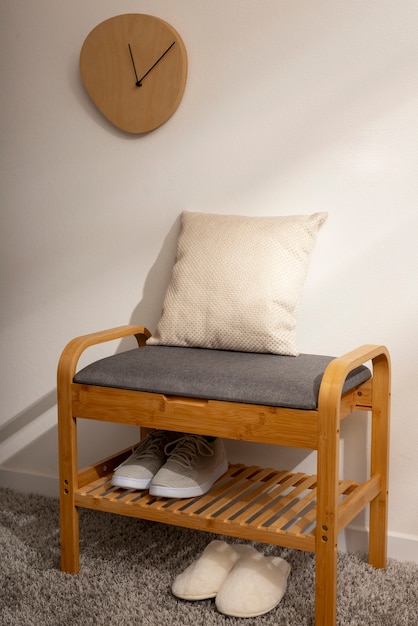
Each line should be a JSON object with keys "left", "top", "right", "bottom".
{"left": 0, "top": 488, "right": 417, "bottom": 626}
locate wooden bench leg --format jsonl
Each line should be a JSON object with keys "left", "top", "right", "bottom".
{"left": 315, "top": 475, "right": 338, "bottom": 626}
{"left": 315, "top": 535, "right": 338, "bottom": 626}
{"left": 368, "top": 352, "right": 391, "bottom": 568}
{"left": 59, "top": 480, "right": 80, "bottom": 573}
{"left": 316, "top": 380, "right": 340, "bottom": 625}
{"left": 58, "top": 406, "right": 80, "bottom": 573}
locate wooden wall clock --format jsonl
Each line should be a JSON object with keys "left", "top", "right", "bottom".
{"left": 80, "top": 14, "right": 188, "bottom": 134}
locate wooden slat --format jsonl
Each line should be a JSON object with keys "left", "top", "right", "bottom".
{"left": 155, "top": 465, "right": 245, "bottom": 514}
{"left": 247, "top": 473, "right": 308, "bottom": 527}
{"left": 73, "top": 457, "right": 381, "bottom": 556}
{"left": 338, "top": 474, "right": 381, "bottom": 533}
{"left": 262, "top": 475, "right": 318, "bottom": 531}
{"left": 218, "top": 470, "right": 292, "bottom": 521}
{"left": 73, "top": 464, "right": 325, "bottom": 553}
{"left": 72, "top": 450, "right": 384, "bottom": 561}
{"left": 290, "top": 480, "right": 355, "bottom": 534}
{"left": 187, "top": 467, "right": 283, "bottom": 519}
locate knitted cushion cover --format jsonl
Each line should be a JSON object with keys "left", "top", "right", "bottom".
{"left": 147, "top": 211, "right": 328, "bottom": 356}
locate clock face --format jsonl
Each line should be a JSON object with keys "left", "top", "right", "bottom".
{"left": 80, "top": 14, "right": 187, "bottom": 134}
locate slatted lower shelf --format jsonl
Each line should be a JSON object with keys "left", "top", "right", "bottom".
{"left": 75, "top": 463, "right": 360, "bottom": 552}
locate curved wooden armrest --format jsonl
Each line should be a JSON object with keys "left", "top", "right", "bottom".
{"left": 319, "top": 344, "right": 391, "bottom": 411}
{"left": 57, "top": 325, "right": 151, "bottom": 383}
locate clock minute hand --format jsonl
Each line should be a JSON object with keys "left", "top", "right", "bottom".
{"left": 137, "top": 41, "right": 175, "bottom": 86}
{"left": 128, "top": 43, "right": 141, "bottom": 86}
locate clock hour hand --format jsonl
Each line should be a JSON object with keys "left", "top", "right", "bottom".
{"left": 136, "top": 41, "right": 175, "bottom": 86}
{"left": 128, "top": 43, "right": 141, "bottom": 87}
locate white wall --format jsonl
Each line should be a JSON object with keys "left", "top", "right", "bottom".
{"left": 1, "top": 1, "right": 417, "bottom": 560}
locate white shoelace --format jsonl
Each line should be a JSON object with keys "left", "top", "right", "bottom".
{"left": 128, "top": 431, "right": 167, "bottom": 461}
{"left": 164, "top": 435, "right": 214, "bottom": 469}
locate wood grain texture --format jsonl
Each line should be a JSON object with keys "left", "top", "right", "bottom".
{"left": 80, "top": 14, "right": 187, "bottom": 133}
{"left": 57, "top": 325, "right": 390, "bottom": 626}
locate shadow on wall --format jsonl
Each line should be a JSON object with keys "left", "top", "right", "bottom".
{"left": 128, "top": 215, "right": 181, "bottom": 337}
{"left": 0, "top": 390, "right": 57, "bottom": 463}
{"left": 1, "top": 214, "right": 371, "bottom": 495}
{"left": 0, "top": 217, "right": 180, "bottom": 471}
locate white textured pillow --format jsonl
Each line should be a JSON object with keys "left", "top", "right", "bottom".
{"left": 147, "top": 211, "right": 328, "bottom": 355}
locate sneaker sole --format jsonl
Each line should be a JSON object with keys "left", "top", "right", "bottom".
{"left": 149, "top": 459, "right": 229, "bottom": 498}
{"left": 111, "top": 475, "right": 152, "bottom": 490}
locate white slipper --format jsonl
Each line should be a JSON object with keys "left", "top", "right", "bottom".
{"left": 215, "top": 552, "right": 291, "bottom": 618}
{"left": 171, "top": 540, "right": 258, "bottom": 600}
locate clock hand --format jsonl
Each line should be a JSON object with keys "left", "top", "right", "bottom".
{"left": 136, "top": 41, "right": 175, "bottom": 86}
{"left": 128, "top": 43, "right": 141, "bottom": 87}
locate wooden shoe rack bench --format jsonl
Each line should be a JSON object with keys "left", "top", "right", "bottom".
{"left": 58, "top": 325, "right": 390, "bottom": 626}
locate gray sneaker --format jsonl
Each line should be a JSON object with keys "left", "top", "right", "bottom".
{"left": 111, "top": 430, "right": 168, "bottom": 490}
{"left": 149, "top": 434, "right": 228, "bottom": 498}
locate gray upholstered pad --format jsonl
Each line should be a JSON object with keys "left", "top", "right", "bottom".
{"left": 73, "top": 346, "right": 371, "bottom": 410}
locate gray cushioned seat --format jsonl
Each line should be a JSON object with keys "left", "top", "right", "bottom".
{"left": 73, "top": 346, "right": 371, "bottom": 410}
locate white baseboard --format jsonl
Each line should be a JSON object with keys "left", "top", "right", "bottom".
{"left": 0, "top": 467, "right": 59, "bottom": 499}
{"left": 340, "top": 525, "right": 418, "bottom": 564}
{"left": 1, "top": 468, "right": 417, "bottom": 564}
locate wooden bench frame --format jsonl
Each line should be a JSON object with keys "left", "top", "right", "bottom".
{"left": 58, "top": 325, "right": 390, "bottom": 625}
